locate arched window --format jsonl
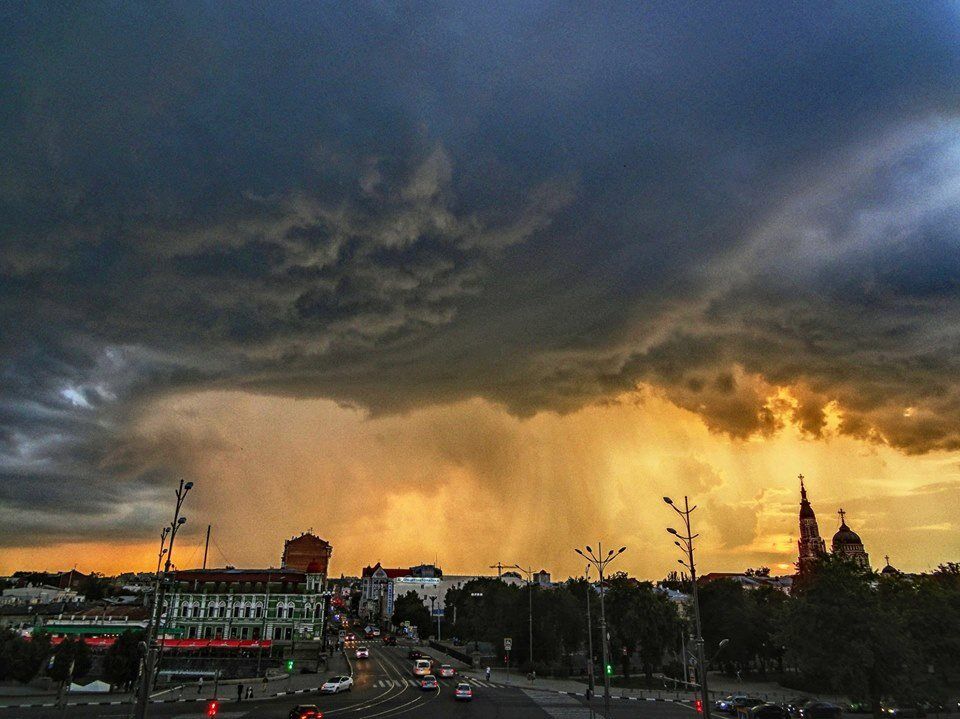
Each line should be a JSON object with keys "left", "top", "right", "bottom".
{"left": 314, "top": 604, "right": 322, "bottom": 619}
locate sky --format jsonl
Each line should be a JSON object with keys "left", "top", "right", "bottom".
{"left": 2, "top": 2, "right": 960, "bottom": 579}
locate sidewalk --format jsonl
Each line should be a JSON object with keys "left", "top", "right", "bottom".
{"left": 0, "top": 651, "right": 352, "bottom": 710}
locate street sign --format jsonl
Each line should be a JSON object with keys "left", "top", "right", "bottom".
{"left": 503, "top": 637, "right": 512, "bottom": 650}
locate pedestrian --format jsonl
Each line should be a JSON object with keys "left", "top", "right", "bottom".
{"left": 198, "top": 677, "right": 203, "bottom": 695}
{"left": 485, "top": 666, "right": 491, "bottom": 682}
{"left": 246, "top": 686, "right": 253, "bottom": 700}
{"left": 237, "top": 683, "right": 243, "bottom": 703}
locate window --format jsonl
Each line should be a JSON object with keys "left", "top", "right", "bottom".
{"left": 193, "top": 605, "right": 201, "bottom": 618}
{"left": 255, "top": 605, "right": 263, "bottom": 619}
{"left": 314, "top": 605, "right": 322, "bottom": 619}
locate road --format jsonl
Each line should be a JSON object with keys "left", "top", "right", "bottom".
{"left": 0, "top": 644, "right": 697, "bottom": 719}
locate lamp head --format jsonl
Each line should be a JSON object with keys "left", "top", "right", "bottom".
{"left": 184, "top": 481, "right": 194, "bottom": 490}
{"left": 618, "top": 546, "right": 626, "bottom": 554}
{"left": 177, "top": 516, "right": 187, "bottom": 525}
{"left": 667, "top": 527, "right": 678, "bottom": 535}
{"left": 575, "top": 548, "right": 585, "bottom": 557}
{"left": 585, "top": 546, "right": 592, "bottom": 554}
{"left": 663, "top": 496, "right": 673, "bottom": 505}
{"left": 719, "top": 639, "right": 730, "bottom": 648}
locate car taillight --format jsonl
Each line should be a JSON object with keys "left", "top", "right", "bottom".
{"left": 696, "top": 700, "right": 704, "bottom": 714}
{"left": 206, "top": 700, "right": 219, "bottom": 717}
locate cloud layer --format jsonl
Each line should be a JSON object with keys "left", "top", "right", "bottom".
{"left": 3, "top": 3, "right": 960, "bottom": 555}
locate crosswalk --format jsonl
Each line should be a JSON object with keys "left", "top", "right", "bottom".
{"left": 371, "top": 678, "right": 504, "bottom": 689}
{"left": 522, "top": 689, "right": 595, "bottom": 719}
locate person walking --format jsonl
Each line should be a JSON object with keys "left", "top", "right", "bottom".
{"left": 485, "top": 666, "right": 491, "bottom": 682}
{"left": 237, "top": 683, "right": 243, "bottom": 703}
{"left": 198, "top": 677, "right": 203, "bottom": 695}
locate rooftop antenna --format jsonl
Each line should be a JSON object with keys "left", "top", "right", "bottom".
{"left": 489, "top": 561, "right": 506, "bottom": 578}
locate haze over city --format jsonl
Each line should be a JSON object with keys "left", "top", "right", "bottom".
{"left": 3, "top": 2, "right": 960, "bottom": 579}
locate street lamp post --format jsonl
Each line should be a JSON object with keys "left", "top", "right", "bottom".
{"left": 584, "top": 565, "right": 595, "bottom": 697}
{"left": 575, "top": 543, "right": 626, "bottom": 719}
{"left": 505, "top": 564, "right": 534, "bottom": 672}
{"left": 132, "top": 479, "right": 193, "bottom": 719}
{"left": 664, "top": 495, "right": 711, "bottom": 719}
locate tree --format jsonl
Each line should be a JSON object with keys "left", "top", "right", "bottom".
{"left": 779, "top": 556, "right": 911, "bottom": 713}
{"left": 391, "top": 591, "right": 432, "bottom": 638}
{"left": 104, "top": 630, "right": 144, "bottom": 690}
{"left": 6, "top": 634, "right": 51, "bottom": 684}
{"left": 48, "top": 637, "right": 91, "bottom": 684}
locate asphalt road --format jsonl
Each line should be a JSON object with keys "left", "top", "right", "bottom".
{"left": 1, "top": 645, "right": 698, "bottom": 719}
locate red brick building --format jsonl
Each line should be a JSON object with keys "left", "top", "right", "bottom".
{"left": 281, "top": 532, "right": 333, "bottom": 575}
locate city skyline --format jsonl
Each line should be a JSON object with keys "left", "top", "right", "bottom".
{"left": 3, "top": 4, "right": 960, "bottom": 579}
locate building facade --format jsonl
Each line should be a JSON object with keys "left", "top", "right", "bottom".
{"left": 166, "top": 567, "right": 328, "bottom": 641}
{"left": 797, "top": 476, "right": 871, "bottom": 572}
{"left": 797, "top": 475, "right": 827, "bottom": 574}
{"left": 282, "top": 532, "right": 333, "bottom": 574}
{"left": 831, "top": 509, "right": 870, "bottom": 568}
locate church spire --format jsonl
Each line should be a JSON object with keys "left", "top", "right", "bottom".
{"left": 797, "top": 473, "right": 826, "bottom": 574}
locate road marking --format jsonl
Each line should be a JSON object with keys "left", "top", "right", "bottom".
{"left": 523, "top": 689, "right": 595, "bottom": 719}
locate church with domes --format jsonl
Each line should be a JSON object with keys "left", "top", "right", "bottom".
{"left": 796, "top": 474, "right": 871, "bottom": 573}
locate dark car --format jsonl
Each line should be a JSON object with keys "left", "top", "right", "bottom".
{"left": 383, "top": 635, "right": 397, "bottom": 646}
{"left": 734, "top": 698, "right": 768, "bottom": 718}
{"left": 289, "top": 705, "right": 322, "bottom": 719}
{"left": 799, "top": 702, "right": 843, "bottom": 719}
{"left": 749, "top": 704, "right": 791, "bottom": 719}
{"left": 882, "top": 707, "right": 926, "bottom": 718}
{"left": 407, "top": 649, "right": 425, "bottom": 659}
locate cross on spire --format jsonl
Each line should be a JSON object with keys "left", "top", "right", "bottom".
{"left": 885, "top": 554, "right": 891, "bottom": 567}
{"left": 799, "top": 473, "right": 806, "bottom": 499}
{"left": 838, "top": 508, "right": 846, "bottom": 525}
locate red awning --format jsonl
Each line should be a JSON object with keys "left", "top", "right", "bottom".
{"left": 47, "top": 636, "right": 272, "bottom": 650}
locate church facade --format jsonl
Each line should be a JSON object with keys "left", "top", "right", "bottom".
{"left": 796, "top": 474, "right": 870, "bottom": 573}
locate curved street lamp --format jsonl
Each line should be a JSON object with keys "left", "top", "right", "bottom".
{"left": 574, "top": 542, "right": 626, "bottom": 718}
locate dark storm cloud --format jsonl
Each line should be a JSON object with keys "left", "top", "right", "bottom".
{"left": 2, "top": 2, "right": 960, "bottom": 545}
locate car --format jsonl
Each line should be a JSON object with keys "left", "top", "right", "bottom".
{"left": 289, "top": 705, "right": 322, "bottom": 719}
{"left": 355, "top": 646, "right": 370, "bottom": 659}
{"left": 717, "top": 696, "right": 741, "bottom": 713}
{"left": 748, "top": 704, "right": 791, "bottom": 719}
{"left": 344, "top": 632, "right": 357, "bottom": 642}
{"left": 438, "top": 664, "right": 456, "bottom": 678}
{"left": 733, "top": 698, "right": 767, "bottom": 718}
{"left": 383, "top": 635, "right": 397, "bottom": 646}
{"left": 408, "top": 649, "right": 425, "bottom": 659}
{"left": 372, "top": 628, "right": 381, "bottom": 636}
{"left": 788, "top": 699, "right": 813, "bottom": 717}
{"left": 320, "top": 676, "right": 353, "bottom": 694}
{"left": 419, "top": 675, "right": 439, "bottom": 690}
{"left": 413, "top": 659, "right": 433, "bottom": 676}
{"left": 454, "top": 682, "right": 473, "bottom": 701}
{"left": 799, "top": 702, "right": 843, "bottom": 719}
{"left": 882, "top": 707, "right": 926, "bottom": 718}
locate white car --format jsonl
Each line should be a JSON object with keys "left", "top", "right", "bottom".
{"left": 355, "top": 646, "right": 370, "bottom": 659}
{"left": 320, "top": 676, "right": 353, "bottom": 694}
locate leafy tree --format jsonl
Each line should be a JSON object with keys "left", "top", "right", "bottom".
{"left": 6, "top": 633, "right": 51, "bottom": 684}
{"left": 391, "top": 591, "right": 432, "bottom": 638}
{"left": 779, "top": 556, "right": 910, "bottom": 712}
{"left": 48, "top": 637, "right": 91, "bottom": 683}
{"left": 104, "top": 630, "right": 144, "bottom": 690}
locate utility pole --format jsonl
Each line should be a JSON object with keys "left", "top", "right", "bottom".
{"left": 665, "top": 495, "right": 712, "bottom": 719}
{"left": 202, "top": 525, "right": 211, "bottom": 570}
{"left": 575, "top": 542, "right": 626, "bottom": 719}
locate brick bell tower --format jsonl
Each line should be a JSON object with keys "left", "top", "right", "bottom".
{"left": 797, "top": 474, "right": 826, "bottom": 574}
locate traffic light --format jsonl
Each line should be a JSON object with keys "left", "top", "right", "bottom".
{"left": 206, "top": 700, "right": 219, "bottom": 717}
{"left": 286, "top": 659, "right": 295, "bottom": 672}
{"left": 604, "top": 663, "right": 613, "bottom": 676}
{"left": 695, "top": 699, "right": 704, "bottom": 714}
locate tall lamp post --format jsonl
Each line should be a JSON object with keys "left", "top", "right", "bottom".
{"left": 664, "top": 495, "right": 711, "bottom": 719}
{"left": 505, "top": 564, "right": 535, "bottom": 671}
{"left": 575, "top": 543, "right": 626, "bottom": 719}
{"left": 584, "top": 564, "right": 595, "bottom": 697}
{"left": 133, "top": 479, "right": 193, "bottom": 719}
